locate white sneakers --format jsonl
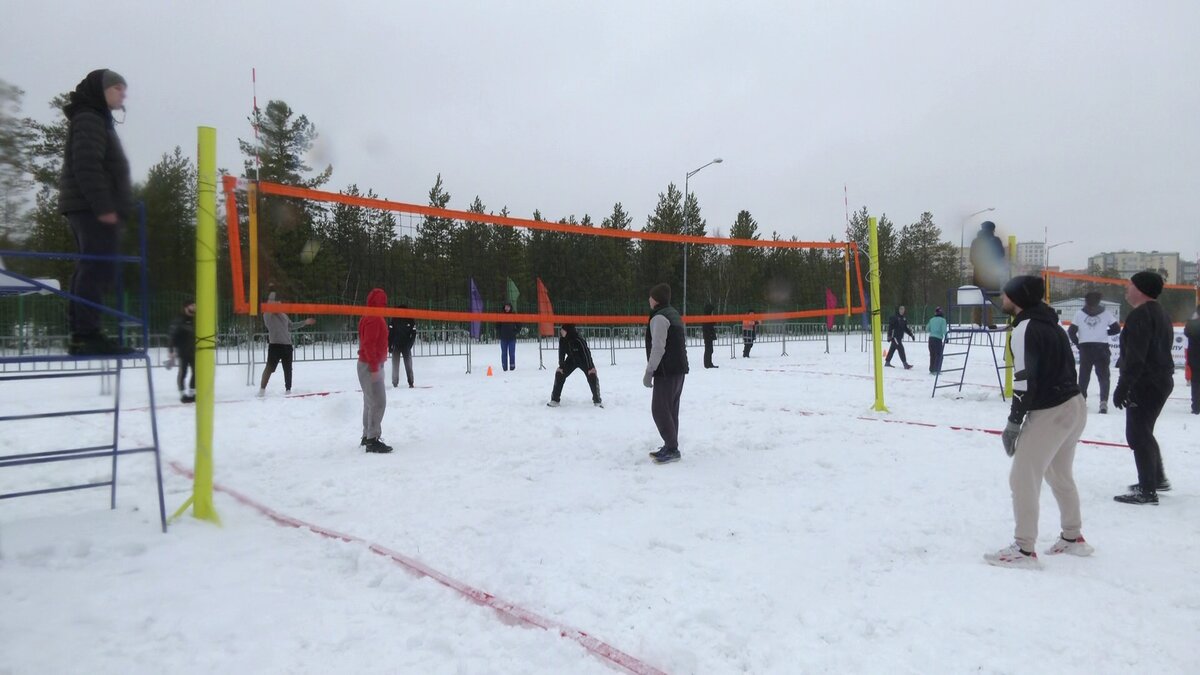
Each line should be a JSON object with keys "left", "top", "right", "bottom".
{"left": 984, "top": 543, "right": 1043, "bottom": 569}
{"left": 1044, "top": 535, "right": 1094, "bottom": 557}
{"left": 985, "top": 535, "right": 1094, "bottom": 569}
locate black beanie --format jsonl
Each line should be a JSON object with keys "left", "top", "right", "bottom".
{"left": 1002, "top": 275, "right": 1045, "bottom": 310}
{"left": 1084, "top": 291, "right": 1102, "bottom": 306}
{"left": 1130, "top": 271, "right": 1164, "bottom": 299}
{"left": 561, "top": 323, "right": 576, "bottom": 334}
{"left": 649, "top": 283, "right": 671, "bottom": 306}
{"left": 102, "top": 69, "right": 126, "bottom": 90}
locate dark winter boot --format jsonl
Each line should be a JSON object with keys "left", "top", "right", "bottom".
{"left": 364, "top": 438, "right": 393, "bottom": 454}
{"left": 1113, "top": 488, "right": 1158, "bottom": 505}
{"left": 651, "top": 447, "right": 681, "bottom": 464}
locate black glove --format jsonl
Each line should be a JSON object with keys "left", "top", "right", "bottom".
{"left": 1001, "top": 421, "right": 1022, "bottom": 457}
{"left": 1113, "top": 381, "right": 1130, "bottom": 410}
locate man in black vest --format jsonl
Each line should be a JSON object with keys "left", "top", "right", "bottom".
{"left": 1113, "top": 271, "right": 1175, "bottom": 504}
{"left": 644, "top": 283, "right": 689, "bottom": 464}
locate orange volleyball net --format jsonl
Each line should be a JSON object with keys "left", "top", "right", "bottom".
{"left": 220, "top": 176, "right": 867, "bottom": 326}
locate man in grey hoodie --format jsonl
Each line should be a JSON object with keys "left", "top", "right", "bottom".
{"left": 644, "top": 283, "right": 689, "bottom": 464}
{"left": 257, "top": 291, "right": 315, "bottom": 396}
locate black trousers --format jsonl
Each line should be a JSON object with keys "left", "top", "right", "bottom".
{"left": 177, "top": 354, "right": 195, "bottom": 392}
{"left": 551, "top": 363, "right": 601, "bottom": 403}
{"left": 886, "top": 338, "right": 909, "bottom": 366}
{"left": 928, "top": 337, "right": 944, "bottom": 373}
{"left": 651, "top": 373, "right": 685, "bottom": 449}
{"left": 1078, "top": 343, "right": 1112, "bottom": 403}
{"left": 265, "top": 343, "right": 294, "bottom": 389}
{"left": 742, "top": 339, "right": 754, "bottom": 358}
{"left": 66, "top": 211, "right": 120, "bottom": 336}
{"left": 1189, "top": 358, "right": 1199, "bottom": 412}
{"left": 1126, "top": 379, "right": 1172, "bottom": 490}
{"left": 703, "top": 338, "right": 715, "bottom": 367}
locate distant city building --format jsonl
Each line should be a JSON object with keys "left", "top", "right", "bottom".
{"left": 1016, "top": 241, "right": 1046, "bottom": 270}
{"left": 1087, "top": 251, "right": 1182, "bottom": 283}
{"left": 1181, "top": 260, "right": 1198, "bottom": 285}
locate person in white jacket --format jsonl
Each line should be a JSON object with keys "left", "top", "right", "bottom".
{"left": 1067, "top": 292, "right": 1120, "bottom": 414}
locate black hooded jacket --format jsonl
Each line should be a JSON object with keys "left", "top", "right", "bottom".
{"left": 388, "top": 316, "right": 417, "bottom": 352}
{"left": 497, "top": 306, "right": 520, "bottom": 341}
{"left": 1008, "top": 302, "right": 1080, "bottom": 424}
{"left": 1117, "top": 300, "right": 1175, "bottom": 387}
{"left": 558, "top": 327, "right": 595, "bottom": 370}
{"left": 58, "top": 70, "right": 132, "bottom": 219}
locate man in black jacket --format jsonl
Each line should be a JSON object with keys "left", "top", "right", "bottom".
{"left": 59, "top": 69, "right": 133, "bottom": 356}
{"left": 702, "top": 302, "right": 718, "bottom": 369}
{"left": 645, "top": 283, "right": 689, "bottom": 464}
{"left": 166, "top": 299, "right": 196, "bottom": 403}
{"left": 497, "top": 302, "right": 520, "bottom": 371}
{"left": 547, "top": 323, "right": 601, "bottom": 407}
{"left": 985, "top": 276, "right": 1091, "bottom": 569}
{"left": 388, "top": 304, "right": 417, "bottom": 388}
{"left": 1113, "top": 271, "right": 1175, "bottom": 504}
{"left": 885, "top": 306, "right": 915, "bottom": 369}
{"left": 1186, "top": 305, "right": 1200, "bottom": 415}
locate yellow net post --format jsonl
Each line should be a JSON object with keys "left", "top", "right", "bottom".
{"left": 1004, "top": 234, "right": 1017, "bottom": 399}
{"left": 173, "top": 126, "right": 220, "bottom": 524}
{"left": 869, "top": 217, "right": 888, "bottom": 412}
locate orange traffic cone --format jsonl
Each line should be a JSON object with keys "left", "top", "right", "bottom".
{"left": 486, "top": 366, "right": 494, "bottom": 377}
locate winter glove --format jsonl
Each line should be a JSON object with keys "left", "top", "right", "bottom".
{"left": 643, "top": 371, "right": 653, "bottom": 388}
{"left": 1001, "top": 421, "right": 1022, "bottom": 457}
{"left": 1113, "top": 381, "right": 1130, "bottom": 410}
{"left": 164, "top": 355, "right": 176, "bottom": 370}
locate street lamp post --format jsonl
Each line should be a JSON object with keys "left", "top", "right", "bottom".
{"left": 682, "top": 157, "right": 722, "bottom": 316}
{"left": 1045, "top": 240, "right": 1073, "bottom": 272}
{"left": 959, "top": 207, "right": 996, "bottom": 286}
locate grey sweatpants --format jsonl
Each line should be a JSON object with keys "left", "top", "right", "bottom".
{"left": 1009, "top": 394, "right": 1087, "bottom": 552}
{"left": 651, "top": 373, "right": 686, "bottom": 449}
{"left": 357, "top": 361, "right": 387, "bottom": 440}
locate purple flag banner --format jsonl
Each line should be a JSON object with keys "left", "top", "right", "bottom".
{"left": 469, "top": 278, "right": 483, "bottom": 339}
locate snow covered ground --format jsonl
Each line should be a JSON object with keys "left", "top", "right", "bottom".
{"left": 2, "top": 338, "right": 1198, "bottom": 674}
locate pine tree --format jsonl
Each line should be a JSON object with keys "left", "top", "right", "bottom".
{"left": 0, "top": 79, "right": 35, "bottom": 241}
{"left": 137, "top": 147, "right": 197, "bottom": 298}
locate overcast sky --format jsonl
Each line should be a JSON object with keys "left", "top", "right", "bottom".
{"left": 4, "top": 0, "right": 1197, "bottom": 269}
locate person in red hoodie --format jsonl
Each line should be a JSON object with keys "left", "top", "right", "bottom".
{"left": 358, "top": 288, "right": 392, "bottom": 453}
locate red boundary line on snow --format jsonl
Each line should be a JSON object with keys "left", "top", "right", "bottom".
{"left": 166, "top": 461, "right": 665, "bottom": 675}
{"left": 728, "top": 402, "right": 1131, "bottom": 449}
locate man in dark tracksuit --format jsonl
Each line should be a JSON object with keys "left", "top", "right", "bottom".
{"left": 167, "top": 299, "right": 196, "bottom": 403}
{"left": 702, "top": 302, "right": 719, "bottom": 369}
{"left": 1113, "top": 271, "right": 1176, "bottom": 504}
{"left": 885, "top": 306, "right": 915, "bottom": 369}
{"left": 547, "top": 323, "right": 601, "bottom": 407}
{"left": 389, "top": 305, "right": 417, "bottom": 388}
{"left": 985, "top": 276, "right": 1091, "bottom": 569}
{"left": 58, "top": 69, "right": 133, "bottom": 356}
{"left": 645, "top": 283, "right": 688, "bottom": 464}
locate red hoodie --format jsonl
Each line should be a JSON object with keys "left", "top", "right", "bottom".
{"left": 358, "top": 288, "right": 389, "bottom": 371}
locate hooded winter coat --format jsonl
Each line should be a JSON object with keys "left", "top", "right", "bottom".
{"left": 558, "top": 325, "right": 596, "bottom": 371}
{"left": 58, "top": 70, "right": 132, "bottom": 219}
{"left": 358, "top": 288, "right": 389, "bottom": 372}
{"left": 1008, "top": 302, "right": 1080, "bottom": 424}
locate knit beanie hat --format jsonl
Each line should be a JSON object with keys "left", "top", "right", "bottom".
{"left": 1002, "top": 275, "right": 1045, "bottom": 310}
{"left": 102, "top": 70, "right": 126, "bottom": 90}
{"left": 1130, "top": 271, "right": 1164, "bottom": 299}
{"left": 649, "top": 283, "right": 672, "bottom": 306}
{"left": 561, "top": 323, "right": 576, "bottom": 334}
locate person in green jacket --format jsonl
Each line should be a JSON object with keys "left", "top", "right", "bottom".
{"left": 927, "top": 306, "right": 948, "bottom": 373}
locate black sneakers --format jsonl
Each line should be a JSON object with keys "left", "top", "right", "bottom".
{"left": 650, "top": 447, "right": 681, "bottom": 464}
{"left": 364, "top": 438, "right": 393, "bottom": 454}
{"left": 1114, "top": 488, "right": 1158, "bottom": 505}
{"left": 68, "top": 333, "right": 135, "bottom": 356}
{"left": 1126, "top": 479, "right": 1170, "bottom": 493}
